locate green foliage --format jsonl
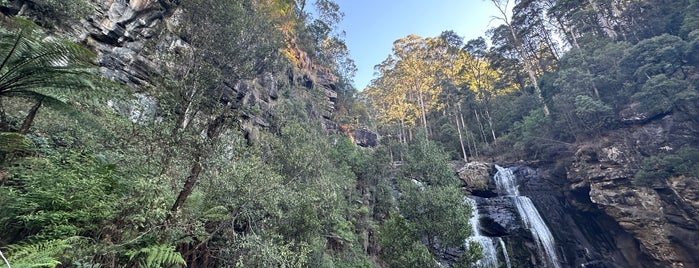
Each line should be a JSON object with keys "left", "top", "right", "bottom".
{"left": 377, "top": 214, "right": 434, "bottom": 268}
{"left": 0, "top": 132, "right": 34, "bottom": 161}
{"left": 688, "top": 30, "right": 699, "bottom": 66}
{"left": 573, "top": 95, "right": 613, "bottom": 132}
{"left": 622, "top": 34, "right": 687, "bottom": 83}
{"left": 402, "top": 138, "right": 458, "bottom": 186}
{"left": 391, "top": 139, "right": 474, "bottom": 263}
{"left": 510, "top": 108, "right": 550, "bottom": 150}
{"left": 0, "top": 22, "right": 102, "bottom": 133}
{"left": 125, "top": 244, "right": 185, "bottom": 268}
{"left": 178, "top": 0, "right": 282, "bottom": 80}
{"left": 1, "top": 238, "right": 73, "bottom": 268}
{"left": 0, "top": 150, "right": 121, "bottom": 241}
{"left": 635, "top": 146, "right": 699, "bottom": 186}
{"left": 631, "top": 75, "right": 692, "bottom": 117}
{"left": 225, "top": 234, "right": 311, "bottom": 267}
{"left": 14, "top": 0, "right": 699, "bottom": 267}
{"left": 398, "top": 181, "right": 472, "bottom": 249}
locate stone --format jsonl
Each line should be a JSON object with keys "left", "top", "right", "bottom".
{"left": 457, "top": 162, "right": 491, "bottom": 190}
{"left": 567, "top": 113, "right": 699, "bottom": 267}
{"left": 353, "top": 128, "right": 378, "bottom": 147}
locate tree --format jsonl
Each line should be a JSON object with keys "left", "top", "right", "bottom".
{"left": 397, "top": 140, "right": 472, "bottom": 255}
{"left": 489, "top": 0, "right": 551, "bottom": 116}
{"left": 377, "top": 214, "right": 434, "bottom": 267}
{"left": 364, "top": 35, "right": 452, "bottom": 141}
{"left": 0, "top": 26, "right": 97, "bottom": 133}
{"left": 162, "top": 0, "right": 283, "bottom": 215}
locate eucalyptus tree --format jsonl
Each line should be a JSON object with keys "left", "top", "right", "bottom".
{"left": 365, "top": 35, "right": 453, "bottom": 141}
{"left": 489, "top": 0, "right": 550, "bottom": 116}
{"left": 159, "top": 0, "right": 283, "bottom": 219}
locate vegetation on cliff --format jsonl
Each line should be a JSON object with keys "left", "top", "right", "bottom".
{"left": 363, "top": 0, "right": 699, "bottom": 170}
{"left": 1, "top": 0, "right": 698, "bottom": 267}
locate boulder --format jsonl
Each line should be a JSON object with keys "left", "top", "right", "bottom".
{"left": 353, "top": 128, "right": 378, "bottom": 147}
{"left": 458, "top": 162, "right": 491, "bottom": 190}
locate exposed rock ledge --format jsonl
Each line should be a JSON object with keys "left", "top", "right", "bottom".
{"left": 1, "top": 0, "right": 340, "bottom": 131}
{"left": 568, "top": 114, "right": 699, "bottom": 268}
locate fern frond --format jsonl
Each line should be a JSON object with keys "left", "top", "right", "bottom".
{"left": 2, "top": 239, "right": 71, "bottom": 268}
{"left": 126, "top": 244, "right": 186, "bottom": 268}
{"left": 0, "top": 132, "right": 34, "bottom": 154}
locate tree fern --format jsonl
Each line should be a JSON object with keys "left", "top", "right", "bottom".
{"left": 1, "top": 238, "right": 72, "bottom": 268}
{"left": 126, "top": 244, "right": 186, "bottom": 268}
{"left": 0, "top": 18, "right": 101, "bottom": 133}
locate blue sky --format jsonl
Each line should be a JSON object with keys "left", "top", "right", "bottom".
{"left": 335, "top": 0, "right": 502, "bottom": 90}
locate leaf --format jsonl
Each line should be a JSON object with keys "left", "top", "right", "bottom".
{"left": 126, "top": 244, "right": 186, "bottom": 268}
{"left": 3, "top": 239, "right": 73, "bottom": 268}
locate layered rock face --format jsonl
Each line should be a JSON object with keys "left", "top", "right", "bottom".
{"left": 3, "top": 0, "right": 340, "bottom": 131}
{"left": 568, "top": 114, "right": 699, "bottom": 267}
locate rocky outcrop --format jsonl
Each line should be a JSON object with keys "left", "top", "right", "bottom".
{"left": 352, "top": 128, "right": 378, "bottom": 147}
{"left": 1, "top": 0, "right": 342, "bottom": 135}
{"left": 457, "top": 162, "right": 491, "bottom": 191}
{"left": 567, "top": 114, "right": 699, "bottom": 267}
{"left": 457, "top": 162, "right": 638, "bottom": 268}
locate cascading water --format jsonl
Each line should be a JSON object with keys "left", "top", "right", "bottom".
{"left": 494, "top": 165, "right": 561, "bottom": 268}
{"left": 498, "top": 237, "right": 512, "bottom": 268}
{"left": 464, "top": 197, "right": 499, "bottom": 267}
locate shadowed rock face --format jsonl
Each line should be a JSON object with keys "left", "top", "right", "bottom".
{"left": 567, "top": 114, "right": 699, "bottom": 268}
{"left": 353, "top": 128, "right": 378, "bottom": 147}
{"left": 513, "top": 166, "right": 646, "bottom": 268}
{"left": 461, "top": 163, "right": 642, "bottom": 268}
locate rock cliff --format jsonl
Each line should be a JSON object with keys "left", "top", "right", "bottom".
{"left": 567, "top": 113, "right": 699, "bottom": 267}
{"left": 1, "top": 0, "right": 340, "bottom": 131}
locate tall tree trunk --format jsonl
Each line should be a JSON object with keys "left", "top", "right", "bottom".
{"left": 0, "top": 248, "right": 11, "bottom": 268}
{"left": 400, "top": 119, "right": 406, "bottom": 144}
{"left": 588, "top": 0, "right": 618, "bottom": 39}
{"left": 0, "top": 99, "right": 8, "bottom": 131}
{"left": 417, "top": 89, "right": 429, "bottom": 140}
{"left": 474, "top": 109, "right": 488, "bottom": 145}
{"left": 19, "top": 99, "right": 43, "bottom": 134}
{"left": 169, "top": 106, "right": 229, "bottom": 217}
{"left": 491, "top": 0, "right": 551, "bottom": 116}
{"left": 462, "top": 112, "right": 477, "bottom": 158}
{"left": 455, "top": 113, "right": 468, "bottom": 162}
{"left": 485, "top": 107, "right": 497, "bottom": 143}
{"left": 170, "top": 155, "right": 203, "bottom": 215}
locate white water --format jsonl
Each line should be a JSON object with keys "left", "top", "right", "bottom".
{"left": 494, "top": 165, "right": 561, "bottom": 268}
{"left": 464, "top": 198, "right": 499, "bottom": 268}
{"left": 498, "top": 237, "right": 512, "bottom": 268}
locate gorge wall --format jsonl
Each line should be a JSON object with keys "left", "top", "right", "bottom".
{"left": 460, "top": 109, "right": 699, "bottom": 267}
{"left": 567, "top": 112, "right": 699, "bottom": 267}
{"left": 1, "top": 0, "right": 340, "bottom": 133}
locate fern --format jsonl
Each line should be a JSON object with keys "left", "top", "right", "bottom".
{"left": 126, "top": 244, "right": 186, "bottom": 268}
{"left": 1, "top": 238, "right": 72, "bottom": 268}
{"left": 0, "top": 132, "right": 34, "bottom": 161}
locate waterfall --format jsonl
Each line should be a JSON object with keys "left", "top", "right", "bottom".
{"left": 498, "top": 237, "right": 512, "bottom": 268}
{"left": 464, "top": 198, "right": 499, "bottom": 268}
{"left": 463, "top": 197, "right": 512, "bottom": 267}
{"left": 494, "top": 165, "right": 561, "bottom": 268}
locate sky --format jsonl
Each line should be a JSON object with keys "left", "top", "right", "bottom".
{"left": 335, "top": 0, "right": 503, "bottom": 90}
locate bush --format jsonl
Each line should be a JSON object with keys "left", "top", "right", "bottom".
{"left": 635, "top": 146, "right": 699, "bottom": 185}
{"left": 0, "top": 150, "right": 123, "bottom": 242}
{"left": 377, "top": 214, "right": 434, "bottom": 268}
